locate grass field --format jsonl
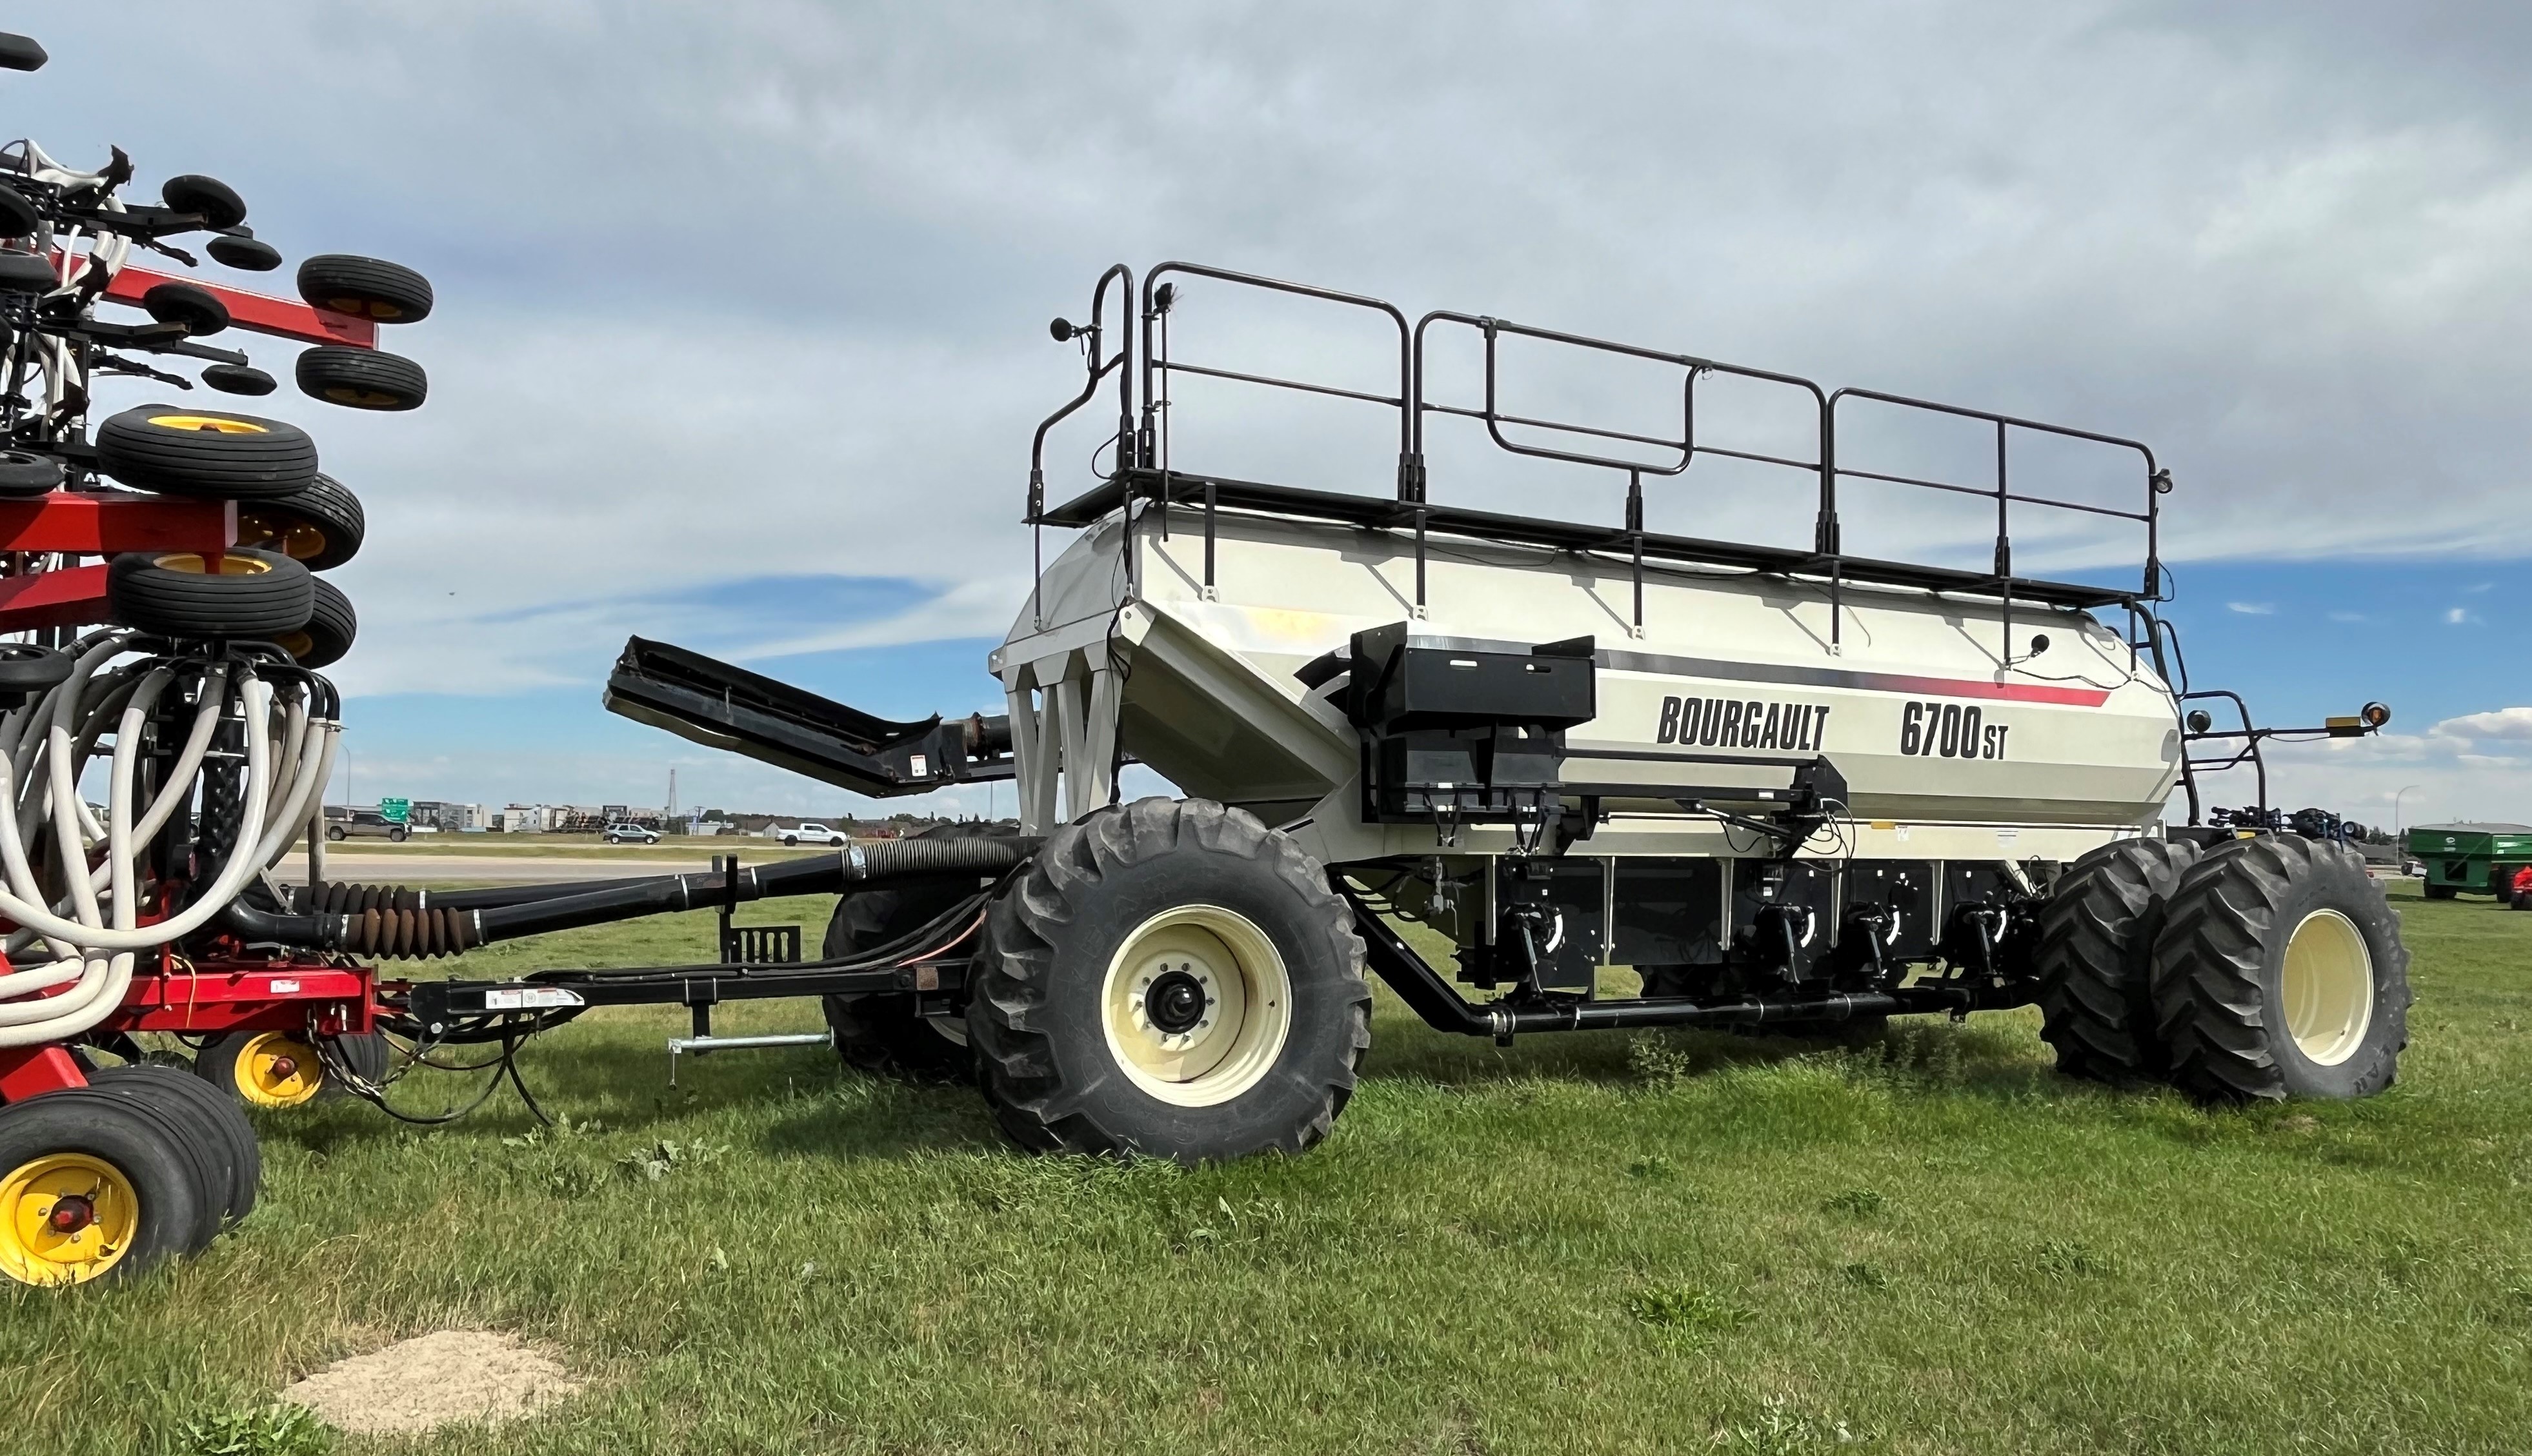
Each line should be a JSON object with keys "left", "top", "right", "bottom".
{"left": 8, "top": 883, "right": 2531, "bottom": 1453}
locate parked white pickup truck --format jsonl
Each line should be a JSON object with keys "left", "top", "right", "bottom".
{"left": 762, "top": 822, "right": 849, "bottom": 846}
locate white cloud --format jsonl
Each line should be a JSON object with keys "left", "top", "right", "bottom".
{"left": 2436, "top": 706, "right": 2532, "bottom": 741}
{"left": 2227, "top": 601, "right": 2277, "bottom": 615}
{"left": 2446, "top": 606, "right": 2483, "bottom": 624}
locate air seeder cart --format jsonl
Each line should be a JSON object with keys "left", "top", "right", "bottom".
{"left": 532, "top": 260, "right": 2412, "bottom": 1159}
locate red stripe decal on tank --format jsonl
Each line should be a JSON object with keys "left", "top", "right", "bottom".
{"left": 1596, "top": 648, "right": 2113, "bottom": 707}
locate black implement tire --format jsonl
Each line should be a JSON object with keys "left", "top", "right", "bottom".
{"left": 2034, "top": 837, "right": 2201, "bottom": 1083}
{"left": 277, "top": 577, "right": 355, "bottom": 669}
{"left": 0, "top": 1089, "right": 206, "bottom": 1285}
{"left": 88, "top": 1065, "right": 258, "bottom": 1230}
{"left": 108, "top": 546, "right": 314, "bottom": 639}
{"left": 0, "top": 249, "right": 55, "bottom": 292}
{"left": 296, "top": 254, "right": 432, "bottom": 323}
{"left": 206, "top": 234, "right": 281, "bottom": 272}
{"left": 94, "top": 404, "right": 317, "bottom": 499}
{"left": 2422, "top": 882, "right": 2457, "bottom": 901}
{"left": 819, "top": 822, "right": 1005, "bottom": 1082}
{"left": 161, "top": 174, "right": 246, "bottom": 230}
{"left": 2152, "top": 836, "right": 2411, "bottom": 1102}
{"left": 0, "top": 643, "right": 70, "bottom": 702}
{"left": 238, "top": 472, "right": 363, "bottom": 572}
{"left": 0, "top": 181, "right": 36, "bottom": 239}
{"left": 0, "top": 448, "right": 60, "bottom": 496}
{"left": 200, "top": 363, "right": 277, "bottom": 397}
{"left": 143, "top": 281, "right": 228, "bottom": 337}
{"left": 296, "top": 346, "right": 426, "bottom": 412}
{"left": 970, "top": 797, "right": 1371, "bottom": 1162}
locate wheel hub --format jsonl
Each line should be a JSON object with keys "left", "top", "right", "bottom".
{"left": 45, "top": 1193, "right": 94, "bottom": 1236}
{"left": 1143, "top": 969, "right": 1209, "bottom": 1035}
{"left": 1100, "top": 904, "right": 1296, "bottom": 1108}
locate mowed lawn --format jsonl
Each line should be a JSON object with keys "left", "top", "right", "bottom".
{"left": 9, "top": 883, "right": 2532, "bottom": 1454}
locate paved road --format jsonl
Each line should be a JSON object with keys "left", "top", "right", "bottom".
{"left": 270, "top": 853, "right": 714, "bottom": 884}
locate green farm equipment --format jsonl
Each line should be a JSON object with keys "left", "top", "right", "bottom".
{"left": 2407, "top": 823, "right": 2532, "bottom": 901}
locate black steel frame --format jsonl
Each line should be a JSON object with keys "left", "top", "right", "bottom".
{"left": 1027, "top": 261, "right": 2171, "bottom": 650}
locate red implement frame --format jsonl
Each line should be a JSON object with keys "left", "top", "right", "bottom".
{"left": 0, "top": 491, "right": 385, "bottom": 1104}
{"left": 99, "top": 261, "right": 377, "bottom": 349}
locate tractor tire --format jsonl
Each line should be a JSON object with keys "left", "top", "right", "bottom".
{"left": 295, "top": 346, "right": 427, "bottom": 412}
{"left": 969, "top": 797, "right": 1371, "bottom": 1162}
{"left": 94, "top": 404, "right": 317, "bottom": 499}
{"left": 0, "top": 449, "right": 61, "bottom": 496}
{"left": 206, "top": 234, "right": 282, "bottom": 272}
{"left": 0, "top": 1088, "right": 207, "bottom": 1285}
{"left": 88, "top": 1064, "right": 259, "bottom": 1230}
{"left": 819, "top": 822, "right": 1005, "bottom": 1082}
{"left": 2151, "top": 836, "right": 2410, "bottom": 1102}
{"left": 278, "top": 577, "right": 356, "bottom": 669}
{"left": 200, "top": 363, "right": 277, "bottom": 397}
{"left": 239, "top": 473, "right": 364, "bottom": 573}
{"left": 296, "top": 254, "right": 433, "bottom": 323}
{"left": 2033, "top": 837, "right": 2201, "bottom": 1083}
{"left": 108, "top": 546, "right": 314, "bottom": 640}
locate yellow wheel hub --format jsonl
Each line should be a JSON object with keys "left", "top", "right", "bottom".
{"left": 238, "top": 513, "right": 329, "bottom": 562}
{"left": 2282, "top": 909, "right": 2374, "bottom": 1066}
{"left": 145, "top": 414, "right": 267, "bottom": 435}
{"left": 152, "top": 550, "right": 272, "bottom": 577}
{"left": 232, "top": 1031, "right": 325, "bottom": 1108}
{"left": 1, "top": 1152, "right": 140, "bottom": 1286}
{"left": 1100, "top": 904, "right": 1292, "bottom": 1108}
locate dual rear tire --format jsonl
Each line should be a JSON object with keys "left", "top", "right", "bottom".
{"left": 2035, "top": 835, "right": 2409, "bottom": 1102}
{"left": 0, "top": 1066, "right": 260, "bottom": 1287}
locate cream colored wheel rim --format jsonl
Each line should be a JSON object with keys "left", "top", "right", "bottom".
{"left": 1100, "top": 904, "right": 1292, "bottom": 1107}
{"left": 2281, "top": 908, "right": 2373, "bottom": 1066}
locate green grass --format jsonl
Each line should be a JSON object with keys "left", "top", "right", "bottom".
{"left": 10, "top": 884, "right": 2532, "bottom": 1453}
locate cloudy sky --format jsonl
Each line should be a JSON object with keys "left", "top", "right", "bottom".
{"left": 25, "top": 3, "right": 2532, "bottom": 828}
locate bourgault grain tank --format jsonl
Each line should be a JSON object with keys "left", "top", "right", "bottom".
{"left": 607, "top": 261, "right": 2412, "bottom": 1162}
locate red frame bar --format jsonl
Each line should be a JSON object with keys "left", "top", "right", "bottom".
{"left": 99, "top": 261, "right": 377, "bottom": 350}
{"left": 0, "top": 494, "right": 234, "bottom": 553}
{"left": 0, "top": 563, "right": 108, "bottom": 631}
{"left": 112, "top": 965, "right": 375, "bottom": 1037}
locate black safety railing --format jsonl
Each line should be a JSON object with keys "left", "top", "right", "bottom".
{"left": 1027, "top": 261, "right": 2171, "bottom": 647}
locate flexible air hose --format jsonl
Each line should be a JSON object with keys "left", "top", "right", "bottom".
{"left": 0, "top": 632, "right": 339, "bottom": 1047}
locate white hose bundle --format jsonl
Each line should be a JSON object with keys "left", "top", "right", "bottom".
{"left": 0, "top": 632, "right": 339, "bottom": 1048}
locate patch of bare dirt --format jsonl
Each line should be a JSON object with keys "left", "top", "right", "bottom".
{"left": 281, "top": 1329, "right": 581, "bottom": 1435}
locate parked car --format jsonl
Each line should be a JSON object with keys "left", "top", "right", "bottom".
{"left": 323, "top": 808, "right": 407, "bottom": 843}
{"left": 601, "top": 822, "right": 661, "bottom": 844}
{"left": 766, "top": 822, "right": 848, "bottom": 846}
